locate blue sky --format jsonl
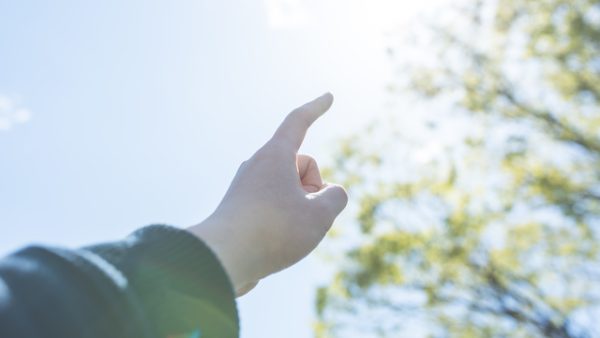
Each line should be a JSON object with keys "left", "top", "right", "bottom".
{"left": 0, "top": 1, "right": 447, "bottom": 337}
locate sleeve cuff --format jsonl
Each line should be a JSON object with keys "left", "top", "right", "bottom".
{"left": 84, "top": 224, "right": 239, "bottom": 338}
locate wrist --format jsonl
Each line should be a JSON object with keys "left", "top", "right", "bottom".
{"left": 187, "top": 215, "right": 251, "bottom": 295}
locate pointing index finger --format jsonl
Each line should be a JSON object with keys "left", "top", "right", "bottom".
{"left": 270, "top": 93, "right": 334, "bottom": 151}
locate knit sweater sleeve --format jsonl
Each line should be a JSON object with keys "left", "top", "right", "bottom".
{"left": 0, "top": 224, "right": 239, "bottom": 338}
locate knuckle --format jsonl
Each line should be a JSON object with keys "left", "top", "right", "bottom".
{"left": 310, "top": 198, "right": 333, "bottom": 220}
{"left": 249, "top": 143, "right": 289, "bottom": 165}
{"left": 314, "top": 200, "right": 332, "bottom": 216}
{"left": 237, "top": 159, "right": 250, "bottom": 172}
{"left": 255, "top": 143, "right": 276, "bottom": 158}
{"left": 265, "top": 139, "right": 295, "bottom": 157}
{"left": 336, "top": 185, "right": 349, "bottom": 206}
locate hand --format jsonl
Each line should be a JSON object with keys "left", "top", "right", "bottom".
{"left": 187, "top": 93, "right": 348, "bottom": 296}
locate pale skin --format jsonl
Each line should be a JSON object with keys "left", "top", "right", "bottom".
{"left": 187, "top": 93, "right": 348, "bottom": 296}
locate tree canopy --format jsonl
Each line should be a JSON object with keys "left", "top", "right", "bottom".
{"left": 315, "top": 0, "right": 600, "bottom": 337}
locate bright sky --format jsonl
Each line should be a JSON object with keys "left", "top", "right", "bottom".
{"left": 0, "top": 1, "right": 448, "bottom": 337}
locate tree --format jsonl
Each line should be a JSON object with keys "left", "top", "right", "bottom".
{"left": 315, "top": 0, "right": 600, "bottom": 337}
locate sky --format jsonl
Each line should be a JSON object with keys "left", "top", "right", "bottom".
{"left": 0, "top": 1, "right": 448, "bottom": 337}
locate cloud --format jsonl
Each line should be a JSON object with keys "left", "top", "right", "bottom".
{"left": 263, "top": 0, "right": 310, "bottom": 29}
{"left": 0, "top": 95, "right": 32, "bottom": 131}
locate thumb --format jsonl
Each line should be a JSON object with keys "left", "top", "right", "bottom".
{"left": 310, "top": 183, "right": 348, "bottom": 219}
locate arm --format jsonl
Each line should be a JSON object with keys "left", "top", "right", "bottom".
{"left": 0, "top": 93, "right": 347, "bottom": 337}
{"left": 0, "top": 225, "right": 238, "bottom": 338}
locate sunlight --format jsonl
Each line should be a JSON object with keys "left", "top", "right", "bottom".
{"left": 262, "top": 0, "right": 454, "bottom": 136}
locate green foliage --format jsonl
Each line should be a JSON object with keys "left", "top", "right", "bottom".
{"left": 316, "top": 0, "right": 600, "bottom": 337}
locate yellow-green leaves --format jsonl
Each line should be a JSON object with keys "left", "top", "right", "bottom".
{"left": 315, "top": 0, "right": 600, "bottom": 336}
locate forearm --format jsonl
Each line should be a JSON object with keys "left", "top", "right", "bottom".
{"left": 0, "top": 245, "right": 150, "bottom": 338}
{"left": 0, "top": 225, "right": 239, "bottom": 338}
